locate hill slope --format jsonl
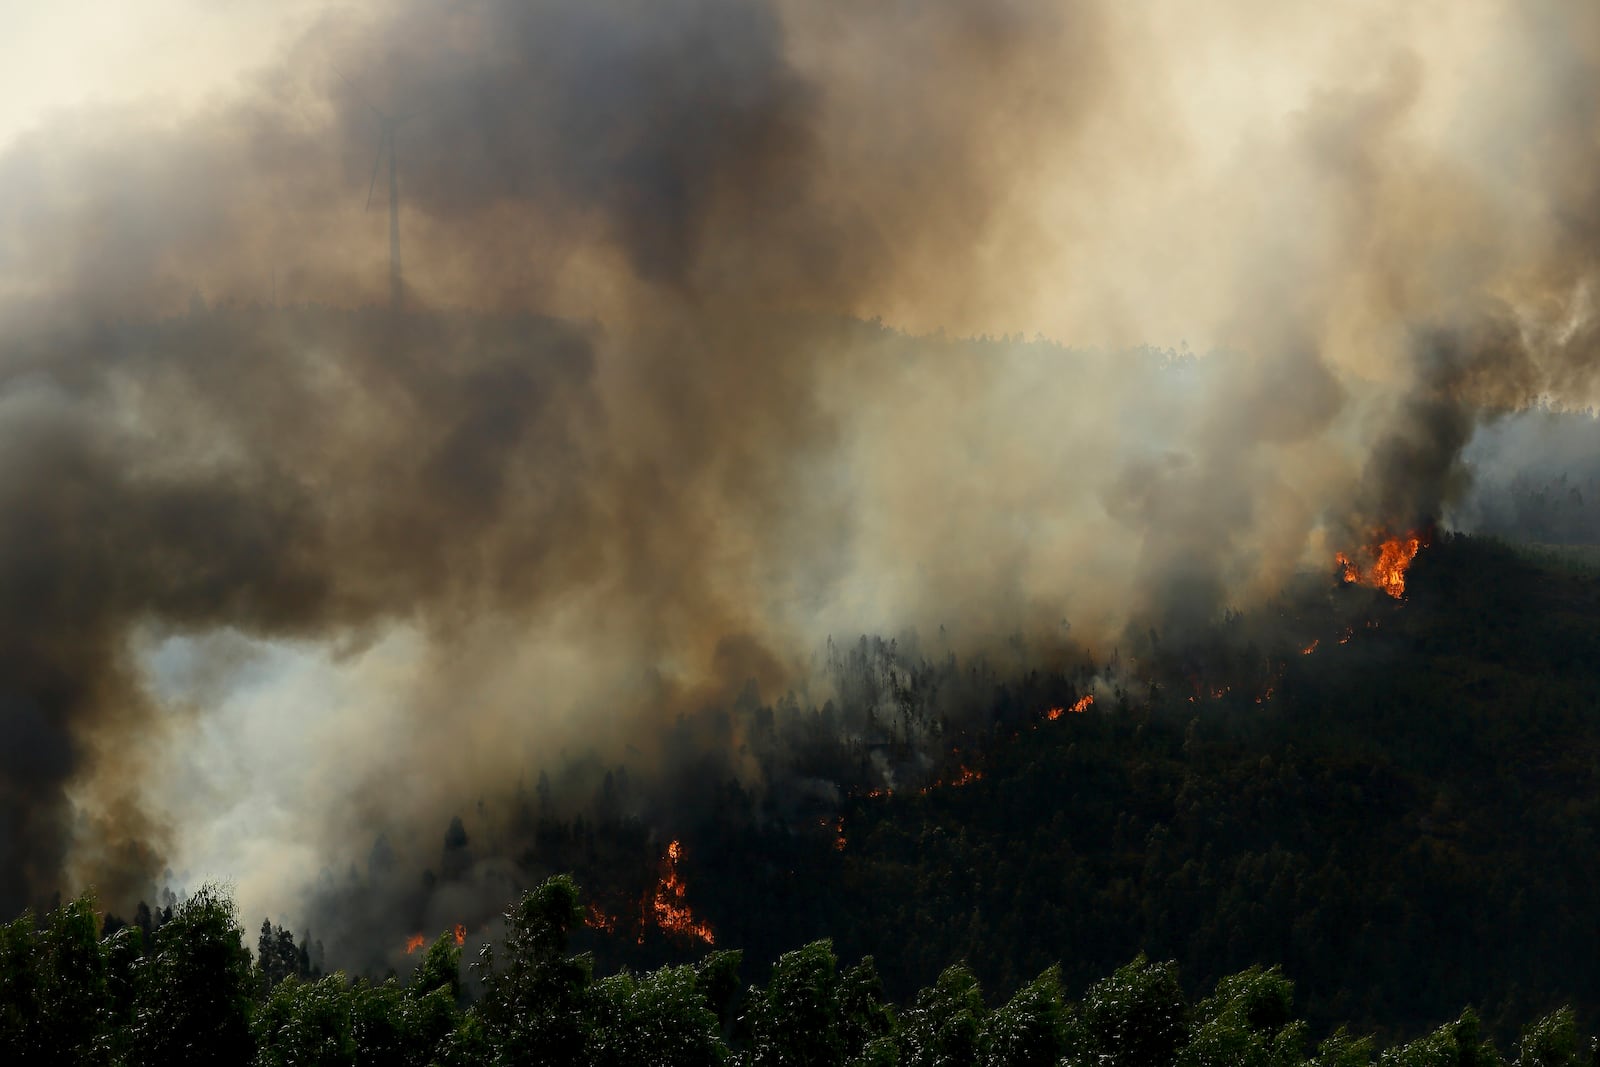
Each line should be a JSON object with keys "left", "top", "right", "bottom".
{"left": 555, "top": 535, "right": 1600, "bottom": 1046}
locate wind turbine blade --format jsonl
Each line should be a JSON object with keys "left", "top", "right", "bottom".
{"left": 365, "top": 129, "right": 386, "bottom": 211}
{"left": 334, "top": 65, "right": 386, "bottom": 122}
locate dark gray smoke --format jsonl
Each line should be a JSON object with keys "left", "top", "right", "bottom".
{"left": 0, "top": 0, "right": 1115, "bottom": 918}
{"left": 0, "top": 0, "right": 1593, "bottom": 942}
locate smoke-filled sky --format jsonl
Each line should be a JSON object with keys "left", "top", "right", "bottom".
{"left": 0, "top": 0, "right": 1595, "bottom": 940}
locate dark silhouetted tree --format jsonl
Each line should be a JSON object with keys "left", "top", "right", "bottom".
{"left": 473, "top": 874, "right": 591, "bottom": 1065}
{"left": 127, "top": 885, "right": 255, "bottom": 1067}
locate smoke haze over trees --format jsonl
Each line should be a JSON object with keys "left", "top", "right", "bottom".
{"left": 0, "top": 0, "right": 1595, "bottom": 976}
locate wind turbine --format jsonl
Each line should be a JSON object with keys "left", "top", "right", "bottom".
{"left": 339, "top": 70, "right": 408, "bottom": 311}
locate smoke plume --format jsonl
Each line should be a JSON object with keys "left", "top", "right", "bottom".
{"left": 0, "top": 0, "right": 1594, "bottom": 949}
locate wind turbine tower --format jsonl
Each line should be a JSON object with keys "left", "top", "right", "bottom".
{"left": 341, "top": 70, "right": 408, "bottom": 311}
{"left": 371, "top": 111, "right": 403, "bottom": 311}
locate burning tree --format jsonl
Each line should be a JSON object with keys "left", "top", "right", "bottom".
{"left": 1336, "top": 531, "right": 1428, "bottom": 599}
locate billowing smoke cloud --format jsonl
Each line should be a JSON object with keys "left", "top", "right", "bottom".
{"left": 0, "top": 0, "right": 1594, "bottom": 947}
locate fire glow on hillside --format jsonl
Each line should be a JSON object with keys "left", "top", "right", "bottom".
{"left": 404, "top": 923, "right": 466, "bottom": 955}
{"left": 640, "top": 840, "right": 715, "bottom": 946}
{"left": 1336, "top": 533, "right": 1427, "bottom": 599}
{"left": 1047, "top": 694, "right": 1095, "bottom": 720}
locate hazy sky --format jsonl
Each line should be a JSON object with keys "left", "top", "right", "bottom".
{"left": 0, "top": 1, "right": 331, "bottom": 148}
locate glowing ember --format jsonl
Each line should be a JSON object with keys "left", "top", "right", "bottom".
{"left": 1335, "top": 532, "right": 1425, "bottom": 599}
{"left": 1047, "top": 694, "right": 1095, "bottom": 720}
{"left": 584, "top": 903, "right": 618, "bottom": 934}
{"left": 453, "top": 923, "right": 466, "bottom": 947}
{"left": 833, "top": 817, "right": 847, "bottom": 852}
{"left": 1301, "top": 639, "right": 1319, "bottom": 656}
{"left": 404, "top": 933, "right": 425, "bottom": 955}
{"left": 643, "top": 839, "right": 715, "bottom": 946}
{"left": 922, "top": 766, "right": 983, "bottom": 793}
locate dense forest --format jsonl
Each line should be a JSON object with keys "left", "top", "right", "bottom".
{"left": 433, "top": 534, "right": 1598, "bottom": 1049}
{"left": 2, "top": 874, "right": 1595, "bottom": 1065}
{"left": 5, "top": 533, "right": 1598, "bottom": 1061}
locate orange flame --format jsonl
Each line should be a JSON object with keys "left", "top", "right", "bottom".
{"left": 584, "top": 903, "right": 618, "bottom": 934}
{"left": 833, "top": 817, "right": 847, "bottom": 852}
{"left": 1047, "top": 694, "right": 1095, "bottom": 720}
{"left": 405, "top": 924, "right": 466, "bottom": 954}
{"left": 1301, "top": 639, "right": 1319, "bottom": 656}
{"left": 643, "top": 839, "right": 715, "bottom": 946}
{"left": 921, "top": 765, "right": 984, "bottom": 794}
{"left": 1336, "top": 532, "right": 1425, "bottom": 599}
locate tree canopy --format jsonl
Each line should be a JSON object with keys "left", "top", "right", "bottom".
{"left": 2, "top": 878, "right": 1595, "bottom": 1066}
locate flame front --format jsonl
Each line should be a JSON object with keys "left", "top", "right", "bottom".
{"left": 921, "top": 765, "right": 984, "bottom": 794}
{"left": 1046, "top": 694, "right": 1095, "bottom": 720}
{"left": 1335, "top": 532, "right": 1424, "bottom": 599}
{"left": 643, "top": 839, "right": 715, "bottom": 946}
{"left": 405, "top": 924, "right": 465, "bottom": 954}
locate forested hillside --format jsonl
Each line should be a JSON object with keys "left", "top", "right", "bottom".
{"left": 3, "top": 876, "right": 1594, "bottom": 1065}
{"left": 6, "top": 534, "right": 1598, "bottom": 1062}
{"left": 520, "top": 535, "right": 1600, "bottom": 1046}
